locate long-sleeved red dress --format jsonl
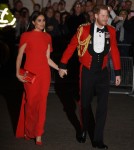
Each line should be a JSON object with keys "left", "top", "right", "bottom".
{"left": 16, "top": 30, "right": 52, "bottom": 138}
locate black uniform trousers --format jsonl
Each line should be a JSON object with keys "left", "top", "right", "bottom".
{"left": 81, "top": 66, "right": 110, "bottom": 142}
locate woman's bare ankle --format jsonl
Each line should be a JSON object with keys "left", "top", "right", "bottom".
{"left": 36, "top": 136, "right": 42, "bottom": 142}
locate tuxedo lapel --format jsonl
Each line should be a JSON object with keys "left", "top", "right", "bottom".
{"left": 88, "top": 23, "right": 94, "bottom": 55}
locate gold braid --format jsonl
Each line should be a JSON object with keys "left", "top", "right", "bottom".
{"left": 77, "top": 26, "right": 91, "bottom": 57}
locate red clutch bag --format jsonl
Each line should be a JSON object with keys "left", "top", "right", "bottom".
{"left": 19, "top": 68, "right": 36, "bottom": 84}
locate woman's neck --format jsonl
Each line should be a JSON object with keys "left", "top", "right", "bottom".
{"left": 33, "top": 29, "right": 42, "bottom": 32}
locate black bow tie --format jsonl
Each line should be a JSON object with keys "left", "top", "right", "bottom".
{"left": 97, "top": 28, "right": 105, "bottom": 33}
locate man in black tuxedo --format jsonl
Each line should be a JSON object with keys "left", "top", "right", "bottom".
{"left": 59, "top": 5, "right": 121, "bottom": 149}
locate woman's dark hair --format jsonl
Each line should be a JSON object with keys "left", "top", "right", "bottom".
{"left": 27, "top": 11, "right": 45, "bottom": 31}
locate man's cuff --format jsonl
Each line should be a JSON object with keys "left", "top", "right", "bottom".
{"left": 114, "top": 69, "right": 121, "bottom": 76}
{"left": 59, "top": 62, "right": 67, "bottom": 69}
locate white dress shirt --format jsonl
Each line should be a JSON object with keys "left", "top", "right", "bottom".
{"left": 93, "top": 24, "right": 105, "bottom": 53}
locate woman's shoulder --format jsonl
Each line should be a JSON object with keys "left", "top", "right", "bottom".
{"left": 21, "top": 32, "right": 31, "bottom": 38}
{"left": 43, "top": 32, "right": 52, "bottom": 39}
{"left": 43, "top": 31, "right": 50, "bottom": 36}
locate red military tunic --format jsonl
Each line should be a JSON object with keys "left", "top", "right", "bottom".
{"left": 60, "top": 23, "right": 121, "bottom": 75}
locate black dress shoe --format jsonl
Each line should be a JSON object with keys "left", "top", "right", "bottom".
{"left": 92, "top": 141, "right": 108, "bottom": 149}
{"left": 81, "top": 131, "right": 86, "bottom": 143}
{"left": 76, "top": 131, "right": 86, "bottom": 143}
{"left": 76, "top": 132, "right": 83, "bottom": 143}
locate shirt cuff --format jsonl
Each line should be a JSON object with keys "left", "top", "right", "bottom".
{"left": 114, "top": 69, "right": 121, "bottom": 76}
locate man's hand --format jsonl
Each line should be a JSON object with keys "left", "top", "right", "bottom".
{"left": 115, "top": 76, "right": 121, "bottom": 86}
{"left": 108, "top": 6, "right": 112, "bottom": 12}
{"left": 59, "top": 69, "right": 67, "bottom": 78}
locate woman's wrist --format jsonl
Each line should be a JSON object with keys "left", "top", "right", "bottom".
{"left": 16, "top": 70, "right": 19, "bottom": 75}
{"left": 57, "top": 66, "right": 59, "bottom": 71}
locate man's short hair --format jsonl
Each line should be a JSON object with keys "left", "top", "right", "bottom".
{"left": 93, "top": 5, "right": 108, "bottom": 14}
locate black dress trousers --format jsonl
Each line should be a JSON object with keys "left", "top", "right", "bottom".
{"left": 81, "top": 66, "right": 110, "bottom": 142}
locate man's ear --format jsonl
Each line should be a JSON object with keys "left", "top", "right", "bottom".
{"left": 95, "top": 14, "right": 98, "bottom": 19}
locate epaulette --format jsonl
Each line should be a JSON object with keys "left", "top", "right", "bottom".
{"left": 77, "top": 22, "right": 91, "bottom": 57}
{"left": 108, "top": 24, "right": 115, "bottom": 29}
{"left": 77, "top": 22, "right": 90, "bottom": 30}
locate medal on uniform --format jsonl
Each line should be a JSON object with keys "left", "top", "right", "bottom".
{"left": 105, "top": 32, "right": 110, "bottom": 38}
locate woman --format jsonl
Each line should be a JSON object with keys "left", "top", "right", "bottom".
{"left": 16, "top": 11, "right": 59, "bottom": 145}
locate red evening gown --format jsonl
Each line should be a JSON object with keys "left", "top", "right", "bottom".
{"left": 16, "top": 30, "right": 52, "bottom": 138}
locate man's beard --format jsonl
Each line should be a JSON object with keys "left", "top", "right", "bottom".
{"left": 96, "top": 18, "right": 107, "bottom": 26}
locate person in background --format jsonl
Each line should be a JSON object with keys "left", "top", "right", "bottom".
{"left": 14, "top": 10, "right": 21, "bottom": 42}
{"left": 123, "top": 0, "right": 133, "bottom": 12}
{"left": 46, "top": 0, "right": 52, "bottom": 8}
{"left": 54, "top": 11, "right": 61, "bottom": 24}
{"left": 66, "top": 1, "right": 86, "bottom": 39}
{"left": 33, "top": 3, "right": 41, "bottom": 12}
{"left": 52, "top": 2, "right": 59, "bottom": 12}
{"left": 124, "top": 11, "right": 134, "bottom": 60}
{"left": 19, "top": 7, "right": 29, "bottom": 34}
{"left": 88, "top": 11, "right": 95, "bottom": 23}
{"left": 58, "top": 0, "right": 69, "bottom": 20}
{"left": 107, "top": 5, "right": 118, "bottom": 25}
{"left": 64, "top": 1, "right": 86, "bottom": 103}
{"left": 45, "top": 7, "right": 61, "bottom": 37}
{"left": 16, "top": 11, "right": 59, "bottom": 145}
{"left": 112, "top": 9, "right": 132, "bottom": 56}
{"left": 11, "top": 0, "right": 23, "bottom": 14}
{"left": 85, "top": 0, "right": 94, "bottom": 13}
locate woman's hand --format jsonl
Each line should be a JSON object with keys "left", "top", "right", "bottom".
{"left": 16, "top": 73, "right": 26, "bottom": 83}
